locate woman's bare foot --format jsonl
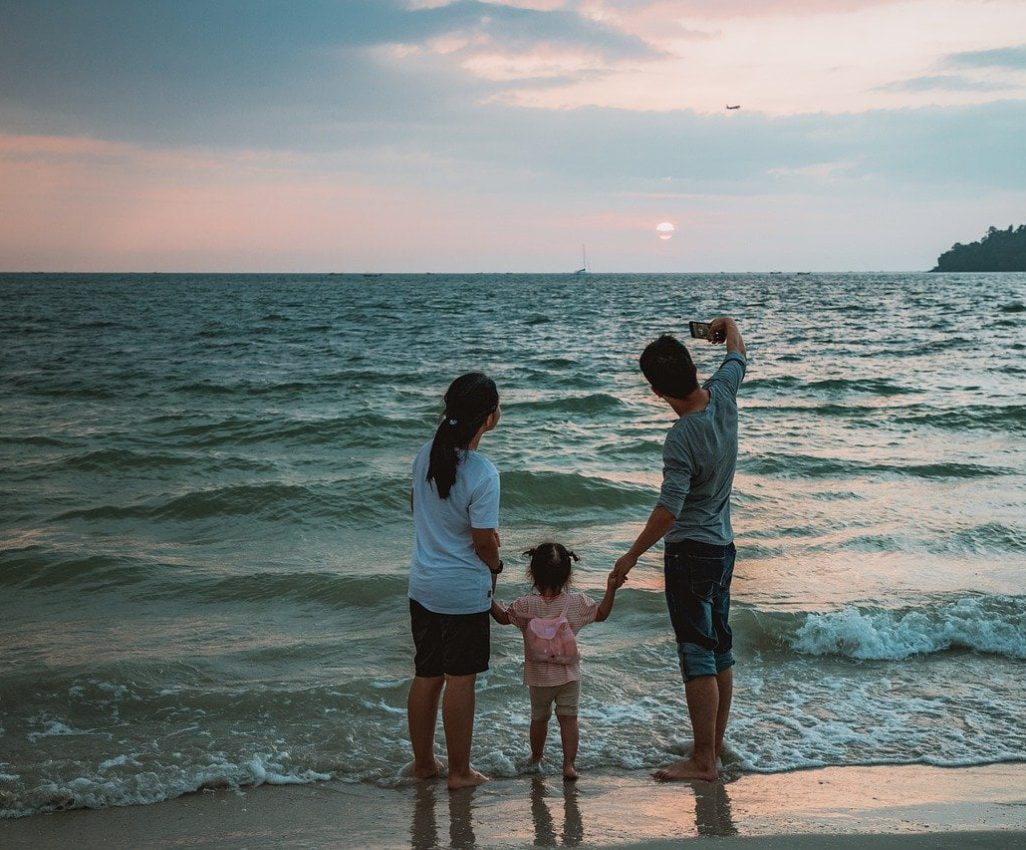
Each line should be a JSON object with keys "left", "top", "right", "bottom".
{"left": 447, "top": 767, "right": 490, "bottom": 790}
{"left": 652, "top": 757, "right": 718, "bottom": 783}
{"left": 563, "top": 764, "right": 578, "bottom": 781}
{"left": 411, "top": 759, "right": 441, "bottom": 780}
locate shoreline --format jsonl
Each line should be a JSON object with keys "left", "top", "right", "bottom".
{"left": 2, "top": 763, "right": 1024, "bottom": 849}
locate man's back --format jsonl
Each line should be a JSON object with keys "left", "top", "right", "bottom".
{"left": 657, "top": 352, "right": 746, "bottom": 545}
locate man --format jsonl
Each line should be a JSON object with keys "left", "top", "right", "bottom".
{"left": 612, "top": 316, "right": 746, "bottom": 782}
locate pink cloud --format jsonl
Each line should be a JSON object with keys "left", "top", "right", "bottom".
{"left": 584, "top": 0, "right": 908, "bottom": 20}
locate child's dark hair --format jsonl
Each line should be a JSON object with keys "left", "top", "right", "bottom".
{"left": 524, "top": 542, "right": 579, "bottom": 595}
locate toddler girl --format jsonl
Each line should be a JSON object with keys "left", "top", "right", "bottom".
{"left": 491, "top": 543, "right": 618, "bottom": 780}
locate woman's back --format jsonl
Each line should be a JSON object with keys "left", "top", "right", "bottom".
{"left": 409, "top": 440, "right": 499, "bottom": 615}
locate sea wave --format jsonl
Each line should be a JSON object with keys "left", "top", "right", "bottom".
{"left": 744, "top": 452, "right": 1006, "bottom": 479}
{"left": 156, "top": 413, "right": 426, "bottom": 449}
{"left": 52, "top": 481, "right": 409, "bottom": 525}
{"left": 503, "top": 393, "right": 627, "bottom": 416}
{"left": 789, "top": 596, "right": 1026, "bottom": 660}
{"left": 0, "top": 754, "right": 333, "bottom": 820}
{"left": 501, "top": 470, "right": 653, "bottom": 516}
{"left": 744, "top": 376, "right": 921, "bottom": 396}
{"left": 894, "top": 404, "right": 1026, "bottom": 434}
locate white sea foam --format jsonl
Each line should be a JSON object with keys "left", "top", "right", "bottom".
{"left": 26, "top": 720, "right": 85, "bottom": 742}
{"left": 792, "top": 597, "right": 1026, "bottom": 660}
{"left": 98, "top": 755, "right": 142, "bottom": 771}
{"left": 0, "top": 752, "right": 335, "bottom": 819}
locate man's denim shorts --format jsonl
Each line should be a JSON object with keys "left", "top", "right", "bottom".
{"left": 664, "top": 539, "right": 736, "bottom": 683}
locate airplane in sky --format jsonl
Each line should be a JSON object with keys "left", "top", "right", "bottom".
{"left": 726, "top": 104, "right": 741, "bottom": 110}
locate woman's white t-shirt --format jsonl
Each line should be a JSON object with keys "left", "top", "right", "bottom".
{"left": 408, "top": 440, "right": 500, "bottom": 615}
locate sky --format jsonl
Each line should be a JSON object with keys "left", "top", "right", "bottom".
{"left": 1, "top": 0, "right": 1025, "bottom": 272}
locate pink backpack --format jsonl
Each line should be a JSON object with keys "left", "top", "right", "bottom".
{"left": 524, "top": 596, "right": 580, "bottom": 665}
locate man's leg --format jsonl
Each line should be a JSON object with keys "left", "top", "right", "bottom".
{"left": 715, "top": 666, "right": 733, "bottom": 759}
{"left": 408, "top": 675, "right": 444, "bottom": 778}
{"left": 442, "top": 673, "right": 489, "bottom": 789}
{"left": 653, "top": 672, "right": 719, "bottom": 782}
{"left": 712, "top": 547, "right": 736, "bottom": 760}
{"left": 657, "top": 541, "right": 730, "bottom": 782}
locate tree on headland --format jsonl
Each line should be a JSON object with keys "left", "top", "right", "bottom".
{"left": 932, "top": 224, "right": 1026, "bottom": 271}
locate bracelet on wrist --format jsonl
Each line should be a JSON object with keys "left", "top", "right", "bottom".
{"left": 489, "top": 560, "right": 504, "bottom": 575}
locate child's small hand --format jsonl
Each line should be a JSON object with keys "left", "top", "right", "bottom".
{"left": 606, "top": 570, "right": 621, "bottom": 591}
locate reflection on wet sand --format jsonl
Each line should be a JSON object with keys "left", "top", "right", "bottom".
{"left": 409, "top": 772, "right": 738, "bottom": 847}
{"left": 694, "top": 781, "right": 738, "bottom": 836}
{"left": 410, "top": 781, "right": 477, "bottom": 849}
{"left": 449, "top": 787, "right": 476, "bottom": 849}
{"left": 410, "top": 781, "right": 438, "bottom": 850}
{"left": 530, "top": 775, "right": 584, "bottom": 847}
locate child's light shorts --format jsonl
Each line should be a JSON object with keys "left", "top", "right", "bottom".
{"left": 529, "top": 680, "right": 580, "bottom": 721}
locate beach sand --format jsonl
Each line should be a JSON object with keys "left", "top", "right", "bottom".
{"left": 2, "top": 763, "right": 1024, "bottom": 849}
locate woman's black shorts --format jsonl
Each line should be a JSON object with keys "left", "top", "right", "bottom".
{"left": 409, "top": 598, "right": 490, "bottom": 677}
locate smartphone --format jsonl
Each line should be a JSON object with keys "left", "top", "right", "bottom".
{"left": 689, "top": 321, "right": 724, "bottom": 342}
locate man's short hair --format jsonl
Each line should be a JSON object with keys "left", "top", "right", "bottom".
{"left": 640, "top": 334, "right": 698, "bottom": 399}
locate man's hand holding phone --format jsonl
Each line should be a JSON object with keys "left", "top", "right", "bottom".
{"left": 688, "top": 320, "right": 726, "bottom": 343}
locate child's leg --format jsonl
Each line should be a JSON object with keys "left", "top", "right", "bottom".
{"left": 530, "top": 717, "right": 549, "bottom": 763}
{"left": 528, "top": 686, "right": 555, "bottom": 763}
{"left": 554, "top": 681, "right": 582, "bottom": 780}
{"left": 555, "top": 714, "right": 579, "bottom": 780}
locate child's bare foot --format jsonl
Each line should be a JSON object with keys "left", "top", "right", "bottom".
{"left": 447, "top": 767, "right": 490, "bottom": 790}
{"left": 652, "top": 757, "right": 718, "bottom": 783}
{"left": 562, "top": 764, "right": 578, "bottom": 781}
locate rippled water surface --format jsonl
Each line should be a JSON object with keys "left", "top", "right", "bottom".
{"left": 1, "top": 272, "right": 1025, "bottom": 817}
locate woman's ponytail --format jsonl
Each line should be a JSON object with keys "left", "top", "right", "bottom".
{"left": 427, "top": 372, "right": 499, "bottom": 499}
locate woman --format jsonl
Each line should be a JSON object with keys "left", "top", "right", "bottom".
{"left": 407, "top": 372, "right": 502, "bottom": 789}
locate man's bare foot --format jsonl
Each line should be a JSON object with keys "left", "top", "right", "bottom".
{"left": 652, "top": 757, "right": 718, "bottom": 783}
{"left": 447, "top": 768, "right": 490, "bottom": 790}
{"left": 563, "top": 764, "right": 578, "bottom": 781}
{"left": 412, "top": 759, "right": 441, "bottom": 780}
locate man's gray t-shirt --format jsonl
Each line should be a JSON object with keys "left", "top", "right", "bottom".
{"left": 657, "top": 352, "right": 746, "bottom": 545}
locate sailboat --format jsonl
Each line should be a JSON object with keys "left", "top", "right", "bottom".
{"left": 573, "top": 244, "right": 588, "bottom": 274}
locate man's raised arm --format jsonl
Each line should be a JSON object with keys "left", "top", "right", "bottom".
{"left": 709, "top": 317, "right": 745, "bottom": 358}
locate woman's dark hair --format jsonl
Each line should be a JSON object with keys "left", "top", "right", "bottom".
{"left": 639, "top": 334, "right": 698, "bottom": 399}
{"left": 427, "top": 372, "right": 499, "bottom": 499}
{"left": 524, "top": 542, "right": 579, "bottom": 595}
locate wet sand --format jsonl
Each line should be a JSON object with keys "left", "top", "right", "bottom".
{"left": 2, "top": 763, "right": 1024, "bottom": 849}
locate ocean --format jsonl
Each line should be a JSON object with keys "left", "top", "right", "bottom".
{"left": 1, "top": 272, "right": 1024, "bottom": 819}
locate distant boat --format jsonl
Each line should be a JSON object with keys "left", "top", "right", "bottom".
{"left": 726, "top": 104, "right": 741, "bottom": 110}
{"left": 362, "top": 273, "right": 383, "bottom": 278}
{"left": 796, "top": 272, "right": 811, "bottom": 276}
{"left": 573, "top": 244, "right": 589, "bottom": 275}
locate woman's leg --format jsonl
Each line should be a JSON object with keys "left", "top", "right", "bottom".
{"left": 408, "top": 675, "right": 445, "bottom": 778}
{"left": 442, "top": 673, "right": 489, "bottom": 789}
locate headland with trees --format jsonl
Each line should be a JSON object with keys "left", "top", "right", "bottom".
{"left": 932, "top": 224, "right": 1026, "bottom": 271}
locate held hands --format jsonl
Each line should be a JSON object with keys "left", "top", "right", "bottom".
{"left": 610, "top": 553, "right": 637, "bottom": 589}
